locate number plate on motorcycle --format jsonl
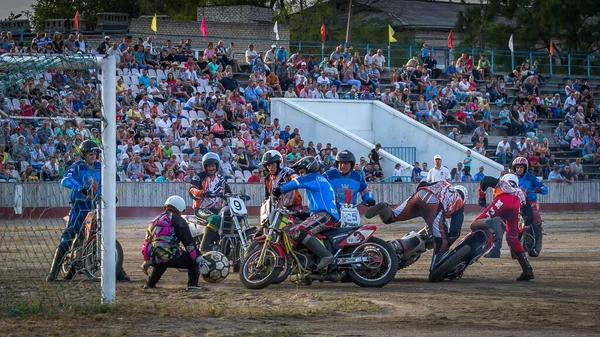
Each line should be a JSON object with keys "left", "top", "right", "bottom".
{"left": 228, "top": 196, "right": 248, "bottom": 215}
{"left": 340, "top": 207, "right": 360, "bottom": 227}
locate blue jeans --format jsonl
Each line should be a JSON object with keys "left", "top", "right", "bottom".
{"left": 345, "top": 79, "right": 361, "bottom": 88}
{"left": 258, "top": 98, "right": 269, "bottom": 112}
{"left": 496, "top": 151, "right": 507, "bottom": 165}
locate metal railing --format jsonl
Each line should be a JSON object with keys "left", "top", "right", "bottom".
{"left": 382, "top": 147, "right": 416, "bottom": 165}
{"left": 5, "top": 25, "right": 600, "bottom": 79}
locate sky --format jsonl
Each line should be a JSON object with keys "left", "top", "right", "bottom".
{"left": 3, "top": 0, "right": 37, "bottom": 18}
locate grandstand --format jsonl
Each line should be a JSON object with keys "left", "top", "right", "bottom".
{"left": 1, "top": 31, "right": 599, "bottom": 185}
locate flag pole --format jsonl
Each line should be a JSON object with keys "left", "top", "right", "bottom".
{"left": 387, "top": 44, "right": 391, "bottom": 69}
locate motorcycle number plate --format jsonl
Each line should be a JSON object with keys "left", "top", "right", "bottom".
{"left": 228, "top": 196, "right": 248, "bottom": 216}
{"left": 340, "top": 207, "right": 360, "bottom": 227}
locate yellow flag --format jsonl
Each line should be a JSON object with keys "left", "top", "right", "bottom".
{"left": 388, "top": 25, "right": 397, "bottom": 43}
{"left": 151, "top": 14, "right": 157, "bottom": 32}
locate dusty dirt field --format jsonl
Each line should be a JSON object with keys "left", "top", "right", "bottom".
{"left": 2, "top": 212, "right": 600, "bottom": 336}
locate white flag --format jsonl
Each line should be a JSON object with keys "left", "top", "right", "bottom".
{"left": 273, "top": 21, "right": 280, "bottom": 41}
{"left": 508, "top": 34, "right": 514, "bottom": 52}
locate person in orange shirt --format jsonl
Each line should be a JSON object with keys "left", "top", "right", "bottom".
{"left": 366, "top": 181, "right": 468, "bottom": 270}
{"left": 262, "top": 150, "right": 303, "bottom": 217}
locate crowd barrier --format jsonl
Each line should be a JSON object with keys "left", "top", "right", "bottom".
{"left": 1, "top": 181, "right": 598, "bottom": 219}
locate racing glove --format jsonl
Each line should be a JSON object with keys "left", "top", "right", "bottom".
{"left": 364, "top": 199, "right": 376, "bottom": 207}
{"left": 197, "top": 256, "right": 210, "bottom": 275}
{"left": 534, "top": 187, "right": 542, "bottom": 193}
{"left": 478, "top": 197, "right": 487, "bottom": 207}
{"left": 79, "top": 187, "right": 90, "bottom": 197}
{"left": 272, "top": 187, "right": 282, "bottom": 198}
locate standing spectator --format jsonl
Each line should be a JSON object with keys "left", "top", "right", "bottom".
{"left": 473, "top": 165, "right": 485, "bottom": 182}
{"left": 427, "top": 154, "right": 451, "bottom": 182}
{"left": 368, "top": 143, "right": 382, "bottom": 166}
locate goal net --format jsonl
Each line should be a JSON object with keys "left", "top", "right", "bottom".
{"left": 0, "top": 53, "right": 117, "bottom": 314}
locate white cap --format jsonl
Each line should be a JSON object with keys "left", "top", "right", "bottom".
{"left": 211, "top": 95, "right": 217, "bottom": 99}
{"left": 104, "top": 36, "right": 110, "bottom": 39}
{"left": 271, "top": 44, "right": 277, "bottom": 48}
{"left": 434, "top": 154, "right": 442, "bottom": 160}
{"left": 121, "top": 153, "right": 129, "bottom": 159}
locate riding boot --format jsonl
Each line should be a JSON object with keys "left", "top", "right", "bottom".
{"left": 46, "top": 246, "right": 67, "bottom": 282}
{"left": 516, "top": 252, "right": 535, "bottom": 281}
{"left": 303, "top": 236, "right": 334, "bottom": 270}
{"left": 530, "top": 224, "right": 543, "bottom": 257}
{"left": 484, "top": 218, "right": 505, "bottom": 258}
{"left": 365, "top": 203, "right": 393, "bottom": 223}
{"left": 200, "top": 226, "right": 220, "bottom": 254}
{"left": 116, "top": 267, "right": 131, "bottom": 281}
{"left": 429, "top": 253, "right": 442, "bottom": 272}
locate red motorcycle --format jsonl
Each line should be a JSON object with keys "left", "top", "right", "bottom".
{"left": 240, "top": 196, "right": 398, "bottom": 289}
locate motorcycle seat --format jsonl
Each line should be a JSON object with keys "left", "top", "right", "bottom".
{"left": 320, "top": 226, "right": 358, "bottom": 238}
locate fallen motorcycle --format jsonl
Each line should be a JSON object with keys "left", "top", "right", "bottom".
{"left": 390, "top": 225, "right": 434, "bottom": 271}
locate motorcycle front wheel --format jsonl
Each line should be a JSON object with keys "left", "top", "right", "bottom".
{"left": 428, "top": 245, "right": 471, "bottom": 283}
{"left": 346, "top": 237, "right": 399, "bottom": 288}
{"left": 240, "top": 244, "right": 282, "bottom": 289}
{"left": 83, "top": 239, "right": 124, "bottom": 281}
{"left": 244, "top": 240, "right": 291, "bottom": 284}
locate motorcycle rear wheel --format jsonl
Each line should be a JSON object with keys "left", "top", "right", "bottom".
{"left": 240, "top": 245, "right": 282, "bottom": 289}
{"left": 429, "top": 245, "right": 471, "bottom": 283}
{"left": 346, "top": 237, "right": 399, "bottom": 288}
{"left": 245, "top": 240, "right": 291, "bottom": 284}
{"left": 83, "top": 239, "right": 124, "bottom": 281}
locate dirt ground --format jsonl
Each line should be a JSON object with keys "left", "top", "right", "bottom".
{"left": 2, "top": 212, "right": 600, "bottom": 337}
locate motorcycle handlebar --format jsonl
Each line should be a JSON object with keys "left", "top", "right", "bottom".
{"left": 204, "top": 191, "right": 251, "bottom": 201}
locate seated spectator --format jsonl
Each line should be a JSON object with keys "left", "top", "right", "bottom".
{"left": 41, "top": 156, "right": 59, "bottom": 181}
{"left": 473, "top": 165, "right": 485, "bottom": 182}
{"left": 548, "top": 165, "right": 572, "bottom": 183}
{"left": 411, "top": 162, "right": 422, "bottom": 182}
{"left": 570, "top": 157, "right": 587, "bottom": 181}
{"left": 247, "top": 168, "right": 261, "bottom": 182}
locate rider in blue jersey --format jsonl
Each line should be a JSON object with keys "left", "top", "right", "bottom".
{"left": 323, "top": 150, "right": 375, "bottom": 210}
{"left": 485, "top": 156, "right": 548, "bottom": 258}
{"left": 46, "top": 140, "right": 129, "bottom": 282}
{"left": 274, "top": 156, "right": 339, "bottom": 269}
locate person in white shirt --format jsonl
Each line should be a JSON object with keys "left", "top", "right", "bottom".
{"left": 392, "top": 163, "right": 403, "bottom": 182}
{"left": 157, "top": 114, "right": 172, "bottom": 136}
{"left": 245, "top": 44, "right": 258, "bottom": 65}
{"left": 373, "top": 49, "right": 386, "bottom": 72}
{"left": 317, "top": 71, "right": 331, "bottom": 88}
{"left": 563, "top": 93, "right": 577, "bottom": 111}
{"left": 495, "top": 136, "right": 512, "bottom": 165}
{"left": 325, "top": 86, "right": 339, "bottom": 99}
{"left": 427, "top": 154, "right": 451, "bottom": 182}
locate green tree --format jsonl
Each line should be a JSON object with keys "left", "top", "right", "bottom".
{"left": 455, "top": 0, "right": 600, "bottom": 56}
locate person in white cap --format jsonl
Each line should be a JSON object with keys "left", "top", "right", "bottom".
{"left": 427, "top": 154, "right": 451, "bottom": 183}
{"left": 265, "top": 44, "right": 277, "bottom": 69}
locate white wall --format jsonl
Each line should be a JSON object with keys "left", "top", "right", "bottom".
{"left": 272, "top": 99, "right": 412, "bottom": 176}
{"left": 271, "top": 99, "right": 503, "bottom": 178}
{"left": 370, "top": 101, "right": 503, "bottom": 177}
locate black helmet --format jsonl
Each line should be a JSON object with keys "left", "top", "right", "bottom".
{"left": 335, "top": 149, "right": 356, "bottom": 168}
{"left": 80, "top": 140, "right": 101, "bottom": 157}
{"left": 261, "top": 150, "right": 283, "bottom": 167}
{"left": 291, "top": 156, "right": 319, "bottom": 174}
{"left": 202, "top": 152, "right": 220, "bottom": 171}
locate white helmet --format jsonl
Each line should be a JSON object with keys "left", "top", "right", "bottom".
{"left": 501, "top": 173, "right": 519, "bottom": 187}
{"left": 165, "top": 195, "right": 186, "bottom": 213}
{"left": 454, "top": 185, "right": 468, "bottom": 201}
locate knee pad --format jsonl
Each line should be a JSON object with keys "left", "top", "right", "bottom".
{"left": 292, "top": 227, "right": 310, "bottom": 243}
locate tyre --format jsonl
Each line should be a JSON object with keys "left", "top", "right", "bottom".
{"left": 239, "top": 244, "right": 282, "bottom": 289}
{"left": 429, "top": 245, "right": 471, "bottom": 283}
{"left": 245, "top": 240, "right": 291, "bottom": 284}
{"left": 346, "top": 236, "right": 399, "bottom": 288}
{"left": 521, "top": 227, "right": 536, "bottom": 256}
{"left": 83, "top": 239, "right": 125, "bottom": 281}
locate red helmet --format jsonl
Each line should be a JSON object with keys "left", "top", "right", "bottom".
{"left": 511, "top": 157, "right": 529, "bottom": 172}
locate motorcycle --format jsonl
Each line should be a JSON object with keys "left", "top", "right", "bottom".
{"left": 390, "top": 226, "right": 434, "bottom": 271}
{"left": 240, "top": 196, "right": 398, "bottom": 289}
{"left": 185, "top": 191, "right": 255, "bottom": 272}
{"left": 428, "top": 223, "right": 497, "bottom": 282}
{"left": 61, "top": 200, "right": 124, "bottom": 281}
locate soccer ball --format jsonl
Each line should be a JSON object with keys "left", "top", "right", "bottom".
{"left": 201, "top": 251, "right": 230, "bottom": 283}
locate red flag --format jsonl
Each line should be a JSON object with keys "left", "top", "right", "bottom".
{"left": 549, "top": 39, "right": 554, "bottom": 56}
{"left": 74, "top": 11, "right": 79, "bottom": 31}
{"left": 447, "top": 29, "right": 453, "bottom": 49}
{"left": 320, "top": 23, "right": 326, "bottom": 43}
{"left": 200, "top": 17, "right": 208, "bottom": 37}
